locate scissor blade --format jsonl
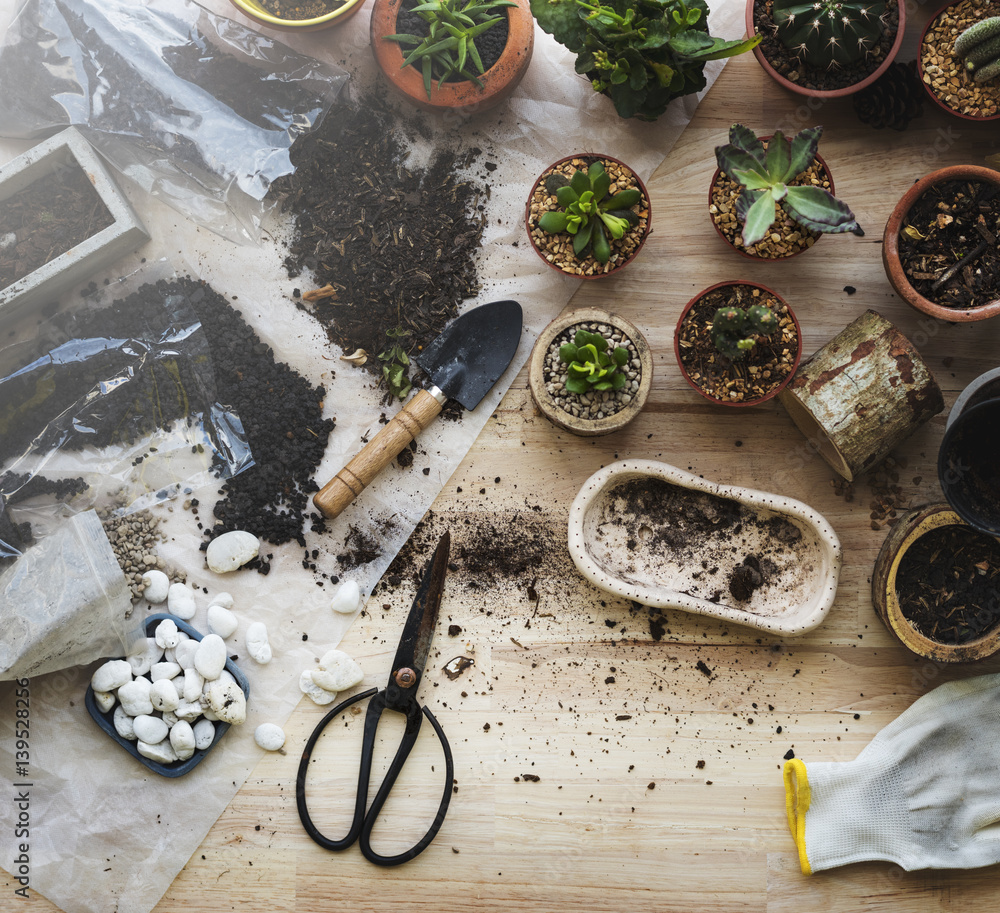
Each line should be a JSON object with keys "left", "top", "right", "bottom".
{"left": 389, "top": 532, "right": 451, "bottom": 689}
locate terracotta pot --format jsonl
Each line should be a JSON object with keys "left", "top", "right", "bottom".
{"left": 745, "top": 0, "right": 906, "bottom": 99}
{"left": 229, "top": 0, "right": 367, "bottom": 31}
{"left": 674, "top": 281, "right": 802, "bottom": 407}
{"left": 528, "top": 308, "right": 652, "bottom": 437}
{"left": 917, "top": 0, "right": 1000, "bottom": 121}
{"left": 882, "top": 165, "right": 1000, "bottom": 322}
{"left": 370, "top": 0, "right": 534, "bottom": 115}
{"left": 708, "top": 141, "right": 835, "bottom": 261}
{"left": 525, "top": 154, "right": 652, "bottom": 280}
{"left": 871, "top": 504, "right": 1000, "bottom": 663}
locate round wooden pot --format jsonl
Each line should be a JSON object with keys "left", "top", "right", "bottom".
{"left": 528, "top": 308, "right": 652, "bottom": 437}
{"left": 939, "top": 398, "right": 1000, "bottom": 536}
{"left": 708, "top": 143, "right": 835, "bottom": 261}
{"left": 745, "top": 0, "right": 905, "bottom": 99}
{"left": 872, "top": 504, "right": 1000, "bottom": 663}
{"left": 229, "top": 0, "right": 367, "bottom": 31}
{"left": 370, "top": 0, "right": 534, "bottom": 115}
{"left": 777, "top": 310, "right": 944, "bottom": 481}
{"left": 674, "top": 281, "right": 801, "bottom": 407}
{"left": 525, "top": 154, "right": 652, "bottom": 280}
{"left": 882, "top": 165, "right": 1000, "bottom": 322}
{"left": 916, "top": 0, "right": 1000, "bottom": 121}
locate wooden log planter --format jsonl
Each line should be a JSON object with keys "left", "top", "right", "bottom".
{"left": 777, "top": 310, "right": 944, "bottom": 481}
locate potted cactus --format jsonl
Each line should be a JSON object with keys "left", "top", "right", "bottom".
{"left": 746, "top": 0, "right": 905, "bottom": 97}
{"left": 525, "top": 154, "right": 651, "bottom": 278}
{"left": 917, "top": 2, "right": 1000, "bottom": 120}
{"left": 709, "top": 124, "right": 861, "bottom": 260}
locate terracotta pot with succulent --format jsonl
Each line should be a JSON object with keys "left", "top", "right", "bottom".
{"left": 674, "top": 281, "right": 801, "bottom": 407}
{"left": 525, "top": 154, "right": 651, "bottom": 278}
{"left": 371, "top": 0, "right": 534, "bottom": 114}
{"left": 918, "top": 2, "right": 1000, "bottom": 120}
{"left": 747, "top": 0, "right": 905, "bottom": 97}
{"left": 530, "top": 0, "right": 760, "bottom": 121}
{"left": 528, "top": 308, "right": 652, "bottom": 436}
{"left": 710, "top": 124, "right": 861, "bottom": 261}
{"left": 882, "top": 164, "right": 1000, "bottom": 322}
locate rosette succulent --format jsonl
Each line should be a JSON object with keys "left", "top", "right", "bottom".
{"left": 559, "top": 328, "right": 630, "bottom": 393}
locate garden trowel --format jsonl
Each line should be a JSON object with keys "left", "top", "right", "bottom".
{"left": 313, "top": 299, "right": 522, "bottom": 519}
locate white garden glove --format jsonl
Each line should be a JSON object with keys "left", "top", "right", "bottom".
{"left": 784, "top": 673, "right": 1000, "bottom": 874}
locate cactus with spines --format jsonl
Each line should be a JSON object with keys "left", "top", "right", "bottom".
{"left": 772, "top": 0, "right": 887, "bottom": 69}
{"left": 711, "top": 304, "right": 779, "bottom": 361}
{"left": 954, "top": 16, "right": 1000, "bottom": 84}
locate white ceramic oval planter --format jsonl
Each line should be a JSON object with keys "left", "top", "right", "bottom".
{"left": 568, "top": 460, "right": 842, "bottom": 636}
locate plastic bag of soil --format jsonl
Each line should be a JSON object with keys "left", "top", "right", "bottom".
{"left": 0, "top": 260, "right": 253, "bottom": 560}
{"left": 0, "top": 509, "right": 140, "bottom": 680}
{"left": 0, "top": 0, "right": 349, "bottom": 243}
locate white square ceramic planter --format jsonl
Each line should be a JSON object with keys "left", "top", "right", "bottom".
{"left": 0, "top": 126, "right": 149, "bottom": 322}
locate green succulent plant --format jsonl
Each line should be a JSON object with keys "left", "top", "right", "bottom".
{"left": 954, "top": 16, "right": 1000, "bottom": 84}
{"left": 714, "top": 124, "right": 861, "bottom": 249}
{"left": 384, "top": 0, "right": 517, "bottom": 99}
{"left": 711, "top": 304, "right": 779, "bottom": 360}
{"left": 773, "top": 0, "right": 886, "bottom": 69}
{"left": 536, "top": 160, "right": 643, "bottom": 264}
{"left": 529, "top": 0, "right": 760, "bottom": 121}
{"left": 559, "top": 328, "right": 630, "bottom": 393}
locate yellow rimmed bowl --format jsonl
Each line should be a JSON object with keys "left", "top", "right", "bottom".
{"left": 229, "top": 0, "right": 368, "bottom": 32}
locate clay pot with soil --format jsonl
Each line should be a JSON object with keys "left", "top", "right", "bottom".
{"left": 528, "top": 308, "right": 652, "bottom": 436}
{"left": 746, "top": 0, "right": 905, "bottom": 98}
{"left": 567, "top": 459, "right": 842, "bottom": 636}
{"left": 229, "top": 0, "right": 368, "bottom": 30}
{"left": 370, "top": 0, "right": 534, "bottom": 115}
{"left": 883, "top": 165, "right": 1000, "bottom": 321}
{"left": 918, "top": 0, "right": 1000, "bottom": 121}
{"left": 939, "top": 397, "right": 1000, "bottom": 536}
{"left": 525, "top": 154, "right": 651, "bottom": 279}
{"left": 872, "top": 503, "right": 1000, "bottom": 662}
{"left": 674, "top": 281, "right": 801, "bottom": 407}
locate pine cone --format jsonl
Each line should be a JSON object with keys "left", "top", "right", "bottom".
{"left": 853, "top": 61, "right": 925, "bottom": 131}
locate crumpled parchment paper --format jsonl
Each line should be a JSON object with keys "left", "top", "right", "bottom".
{"left": 0, "top": 0, "right": 745, "bottom": 910}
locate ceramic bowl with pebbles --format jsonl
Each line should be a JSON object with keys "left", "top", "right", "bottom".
{"left": 86, "top": 613, "right": 250, "bottom": 777}
{"left": 528, "top": 308, "right": 653, "bottom": 436}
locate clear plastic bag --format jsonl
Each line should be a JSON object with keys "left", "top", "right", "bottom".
{"left": 0, "top": 0, "right": 349, "bottom": 243}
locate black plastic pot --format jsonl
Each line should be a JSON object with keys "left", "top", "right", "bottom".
{"left": 938, "top": 397, "right": 1000, "bottom": 536}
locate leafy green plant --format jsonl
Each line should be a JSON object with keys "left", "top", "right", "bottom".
{"left": 559, "top": 328, "right": 630, "bottom": 393}
{"left": 379, "top": 327, "right": 413, "bottom": 400}
{"left": 384, "top": 0, "right": 517, "bottom": 98}
{"left": 529, "top": 0, "right": 760, "bottom": 121}
{"left": 714, "top": 124, "right": 861, "bottom": 249}
{"left": 773, "top": 0, "right": 886, "bottom": 69}
{"left": 537, "top": 160, "right": 642, "bottom": 264}
{"left": 955, "top": 16, "right": 1000, "bottom": 84}
{"left": 711, "top": 303, "right": 778, "bottom": 360}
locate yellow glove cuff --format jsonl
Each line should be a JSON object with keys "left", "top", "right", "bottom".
{"left": 783, "top": 758, "right": 812, "bottom": 875}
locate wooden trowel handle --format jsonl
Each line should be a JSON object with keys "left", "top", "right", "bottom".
{"left": 313, "top": 388, "right": 445, "bottom": 520}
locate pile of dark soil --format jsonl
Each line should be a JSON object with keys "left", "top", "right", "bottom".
{"left": 258, "top": 0, "right": 345, "bottom": 19}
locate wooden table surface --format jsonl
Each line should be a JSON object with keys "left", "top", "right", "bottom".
{"left": 14, "top": 7, "right": 1000, "bottom": 910}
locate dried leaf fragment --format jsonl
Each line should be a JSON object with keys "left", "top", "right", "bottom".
{"left": 902, "top": 224, "right": 926, "bottom": 241}
{"left": 302, "top": 284, "right": 339, "bottom": 302}
{"left": 341, "top": 348, "right": 368, "bottom": 366}
{"left": 444, "top": 655, "right": 474, "bottom": 679}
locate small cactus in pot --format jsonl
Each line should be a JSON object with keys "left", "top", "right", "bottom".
{"left": 954, "top": 16, "right": 1000, "bottom": 84}
{"left": 711, "top": 304, "right": 779, "bottom": 360}
{"left": 773, "top": 0, "right": 887, "bottom": 68}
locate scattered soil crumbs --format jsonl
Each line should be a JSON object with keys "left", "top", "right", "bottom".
{"left": 896, "top": 524, "right": 1000, "bottom": 644}
{"left": 0, "top": 473, "right": 86, "bottom": 562}
{"left": 0, "top": 165, "right": 113, "bottom": 290}
{"left": 897, "top": 178, "right": 1000, "bottom": 311}
{"left": 273, "top": 93, "right": 488, "bottom": 388}
{"left": 831, "top": 455, "right": 911, "bottom": 530}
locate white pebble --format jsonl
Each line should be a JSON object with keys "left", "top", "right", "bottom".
{"left": 150, "top": 661, "right": 181, "bottom": 682}
{"left": 330, "top": 580, "right": 362, "bottom": 615}
{"left": 154, "top": 618, "right": 180, "bottom": 649}
{"left": 149, "top": 678, "right": 180, "bottom": 713}
{"left": 91, "top": 660, "right": 132, "bottom": 693}
{"left": 246, "top": 622, "right": 272, "bottom": 665}
{"left": 93, "top": 690, "right": 116, "bottom": 714}
{"left": 194, "top": 634, "right": 227, "bottom": 681}
{"left": 312, "top": 650, "right": 364, "bottom": 693}
{"left": 206, "top": 530, "right": 259, "bottom": 573}
{"left": 183, "top": 667, "right": 205, "bottom": 702}
{"left": 205, "top": 679, "right": 246, "bottom": 725}
{"left": 167, "top": 583, "right": 197, "bottom": 620}
{"left": 117, "top": 678, "right": 153, "bottom": 717}
{"left": 162, "top": 710, "right": 179, "bottom": 728}
{"left": 174, "top": 639, "right": 199, "bottom": 670}
{"left": 137, "top": 740, "right": 178, "bottom": 764}
{"left": 208, "top": 592, "right": 234, "bottom": 610}
{"left": 254, "top": 723, "right": 285, "bottom": 752}
{"left": 126, "top": 638, "right": 162, "bottom": 676}
{"left": 299, "top": 670, "right": 338, "bottom": 705}
{"left": 142, "top": 570, "right": 170, "bottom": 604}
{"left": 193, "top": 718, "right": 216, "bottom": 750}
{"left": 174, "top": 699, "right": 204, "bottom": 722}
{"left": 133, "top": 714, "right": 169, "bottom": 744}
{"left": 207, "top": 604, "right": 238, "bottom": 639}
{"left": 169, "top": 721, "right": 196, "bottom": 761}
{"left": 113, "top": 705, "right": 136, "bottom": 740}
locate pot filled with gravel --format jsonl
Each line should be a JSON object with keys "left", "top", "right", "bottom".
{"left": 528, "top": 308, "right": 652, "bottom": 436}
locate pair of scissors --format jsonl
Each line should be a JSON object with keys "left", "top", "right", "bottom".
{"left": 296, "top": 532, "right": 454, "bottom": 866}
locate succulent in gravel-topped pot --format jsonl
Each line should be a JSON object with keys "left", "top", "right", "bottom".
{"left": 529, "top": 308, "right": 652, "bottom": 435}
{"left": 710, "top": 124, "right": 861, "bottom": 260}
{"left": 526, "top": 154, "right": 651, "bottom": 278}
